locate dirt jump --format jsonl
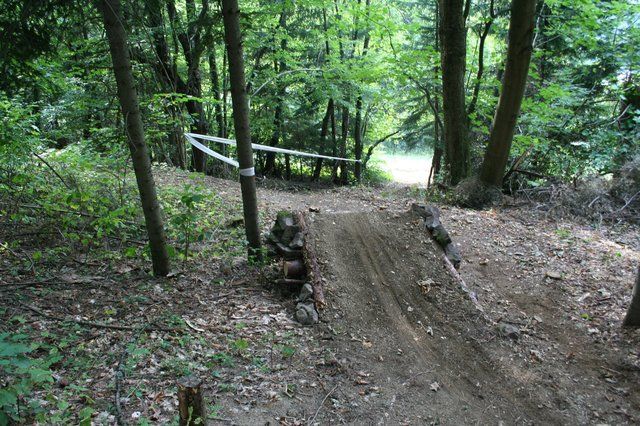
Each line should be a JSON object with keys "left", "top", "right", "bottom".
{"left": 291, "top": 208, "right": 639, "bottom": 424}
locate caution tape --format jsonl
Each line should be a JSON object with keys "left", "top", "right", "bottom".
{"left": 184, "top": 134, "right": 239, "bottom": 168}
{"left": 185, "top": 132, "right": 361, "bottom": 163}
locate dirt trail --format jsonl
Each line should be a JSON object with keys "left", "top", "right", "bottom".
{"left": 304, "top": 209, "right": 637, "bottom": 424}
{"left": 153, "top": 171, "right": 639, "bottom": 424}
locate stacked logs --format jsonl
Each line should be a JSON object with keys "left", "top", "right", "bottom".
{"left": 411, "top": 203, "right": 462, "bottom": 269}
{"left": 267, "top": 211, "right": 322, "bottom": 326}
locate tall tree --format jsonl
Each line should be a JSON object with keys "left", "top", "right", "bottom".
{"left": 439, "top": 0, "right": 470, "bottom": 185}
{"left": 354, "top": 0, "right": 372, "bottom": 183}
{"left": 430, "top": 0, "right": 443, "bottom": 184}
{"left": 479, "top": 0, "right": 537, "bottom": 187}
{"left": 208, "top": 44, "right": 225, "bottom": 138}
{"left": 168, "top": 0, "right": 212, "bottom": 173}
{"left": 264, "top": 2, "right": 289, "bottom": 176}
{"left": 312, "top": 7, "right": 336, "bottom": 181}
{"left": 313, "top": 99, "right": 335, "bottom": 181}
{"left": 144, "top": 0, "right": 187, "bottom": 168}
{"left": 98, "top": 0, "right": 170, "bottom": 276}
{"left": 467, "top": 0, "right": 496, "bottom": 118}
{"left": 221, "top": 0, "right": 262, "bottom": 257}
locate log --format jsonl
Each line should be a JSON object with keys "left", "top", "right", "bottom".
{"left": 177, "top": 376, "right": 206, "bottom": 426}
{"left": 283, "top": 259, "right": 305, "bottom": 278}
{"left": 275, "top": 278, "right": 306, "bottom": 286}
{"left": 441, "top": 254, "right": 491, "bottom": 322}
{"left": 295, "top": 212, "right": 326, "bottom": 309}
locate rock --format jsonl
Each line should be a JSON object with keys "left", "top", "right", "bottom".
{"left": 266, "top": 232, "right": 281, "bottom": 245}
{"left": 298, "top": 283, "right": 314, "bottom": 302}
{"left": 444, "top": 243, "right": 462, "bottom": 269}
{"left": 295, "top": 302, "right": 318, "bottom": 325}
{"left": 289, "top": 231, "right": 304, "bottom": 249}
{"left": 275, "top": 242, "right": 303, "bottom": 260}
{"left": 431, "top": 224, "right": 451, "bottom": 247}
{"left": 545, "top": 270, "right": 563, "bottom": 280}
{"left": 276, "top": 212, "right": 300, "bottom": 244}
{"left": 276, "top": 211, "right": 295, "bottom": 229}
{"left": 496, "top": 322, "right": 520, "bottom": 340}
{"left": 281, "top": 225, "right": 300, "bottom": 245}
{"left": 411, "top": 203, "right": 441, "bottom": 230}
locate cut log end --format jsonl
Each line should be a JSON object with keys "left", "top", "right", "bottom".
{"left": 283, "top": 259, "right": 305, "bottom": 278}
{"left": 177, "top": 375, "right": 206, "bottom": 426}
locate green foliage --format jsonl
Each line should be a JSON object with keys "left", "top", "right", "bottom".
{"left": 0, "top": 94, "right": 40, "bottom": 172}
{"left": 0, "top": 333, "right": 58, "bottom": 424}
{"left": 168, "top": 184, "right": 206, "bottom": 260}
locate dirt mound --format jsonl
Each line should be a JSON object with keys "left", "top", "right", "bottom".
{"left": 307, "top": 210, "right": 561, "bottom": 424}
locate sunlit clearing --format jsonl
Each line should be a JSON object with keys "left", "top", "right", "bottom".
{"left": 376, "top": 152, "right": 433, "bottom": 186}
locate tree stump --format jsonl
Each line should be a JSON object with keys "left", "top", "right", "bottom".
{"left": 177, "top": 376, "right": 206, "bottom": 426}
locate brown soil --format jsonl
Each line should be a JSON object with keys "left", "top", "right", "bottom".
{"left": 303, "top": 209, "right": 639, "bottom": 424}
{"left": 2, "top": 171, "right": 639, "bottom": 425}
{"left": 309, "top": 210, "right": 549, "bottom": 424}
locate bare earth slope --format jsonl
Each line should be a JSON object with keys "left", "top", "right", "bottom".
{"left": 306, "top": 209, "right": 636, "bottom": 424}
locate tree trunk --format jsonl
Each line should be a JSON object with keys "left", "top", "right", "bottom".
{"left": 209, "top": 46, "right": 225, "bottom": 138}
{"left": 354, "top": 95, "right": 364, "bottom": 182}
{"left": 221, "top": 0, "right": 262, "bottom": 258}
{"left": 353, "top": 0, "right": 371, "bottom": 183}
{"left": 479, "top": 0, "right": 536, "bottom": 187}
{"left": 222, "top": 49, "right": 229, "bottom": 137}
{"left": 171, "top": 0, "right": 210, "bottom": 173}
{"left": 99, "top": 0, "right": 170, "bottom": 277}
{"left": 467, "top": 0, "right": 495, "bottom": 118}
{"left": 264, "top": 7, "right": 288, "bottom": 177}
{"left": 439, "top": 0, "right": 470, "bottom": 185}
{"left": 313, "top": 99, "right": 334, "bottom": 181}
{"left": 145, "top": 0, "right": 187, "bottom": 169}
{"left": 624, "top": 266, "right": 640, "bottom": 327}
{"left": 430, "top": 1, "right": 443, "bottom": 185}
{"left": 313, "top": 9, "right": 335, "bottom": 182}
{"left": 337, "top": 107, "right": 350, "bottom": 185}
{"left": 284, "top": 154, "right": 292, "bottom": 180}
{"left": 362, "top": 130, "right": 400, "bottom": 169}
{"left": 329, "top": 102, "right": 338, "bottom": 181}
{"left": 209, "top": 44, "right": 230, "bottom": 174}
{"left": 430, "top": 98, "right": 443, "bottom": 184}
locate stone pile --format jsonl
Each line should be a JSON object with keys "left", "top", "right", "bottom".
{"left": 266, "top": 211, "right": 319, "bottom": 326}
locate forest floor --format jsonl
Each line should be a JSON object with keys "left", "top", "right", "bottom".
{"left": 1, "top": 167, "right": 639, "bottom": 425}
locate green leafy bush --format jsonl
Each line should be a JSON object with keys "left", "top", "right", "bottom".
{"left": 0, "top": 333, "right": 59, "bottom": 424}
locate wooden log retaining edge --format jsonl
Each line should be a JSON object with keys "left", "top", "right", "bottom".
{"left": 295, "top": 211, "right": 326, "bottom": 309}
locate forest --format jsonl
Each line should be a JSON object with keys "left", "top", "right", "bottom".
{"left": 0, "top": 0, "right": 639, "bottom": 424}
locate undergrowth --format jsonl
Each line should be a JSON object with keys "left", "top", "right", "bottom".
{"left": 0, "top": 144, "right": 249, "bottom": 423}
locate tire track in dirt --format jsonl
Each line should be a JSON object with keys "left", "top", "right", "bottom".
{"left": 311, "top": 210, "right": 564, "bottom": 424}
{"left": 348, "top": 220, "right": 427, "bottom": 355}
